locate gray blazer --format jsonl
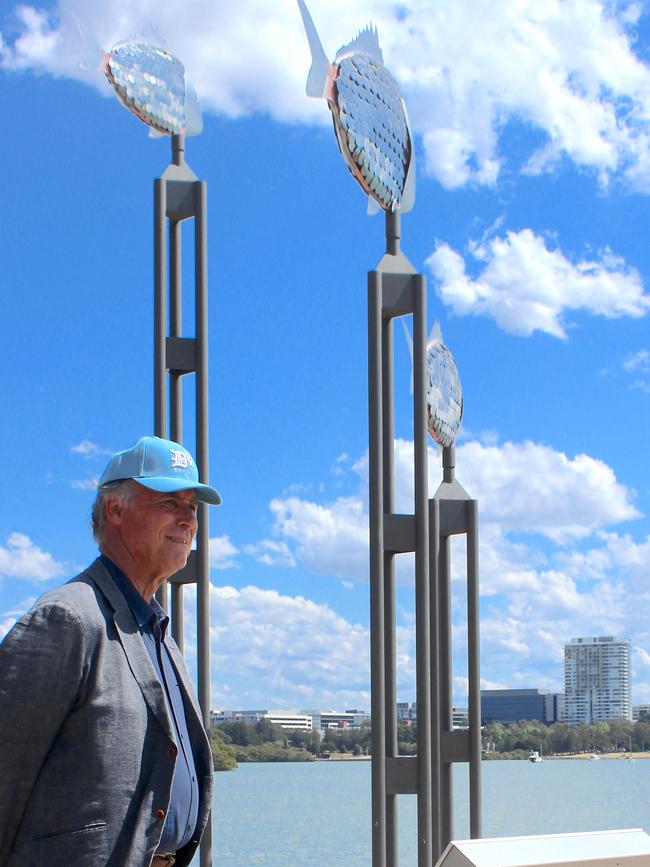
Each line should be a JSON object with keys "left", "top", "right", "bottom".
{"left": 0, "top": 558, "right": 214, "bottom": 867}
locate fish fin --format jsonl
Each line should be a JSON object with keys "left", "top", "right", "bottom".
{"left": 72, "top": 12, "right": 105, "bottom": 73}
{"left": 400, "top": 101, "right": 416, "bottom": 213}
{"left": 401, "top": 319, "right": 414, "bottom": 396}
{"left": 428, "top": 321, "right": 443, "bottom": 347}
{"left": 366, "top": 195, "right": 381, "bottom": 216}
{"left": 297, "top": 0, "right": 331, "bottom": 97}
{"left": 184, "top": 76, "right": 203, "bottom": 136}
{"left": 335, "top": 24, "right": 383, "bottom": 64}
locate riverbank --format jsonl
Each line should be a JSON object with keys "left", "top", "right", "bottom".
{"left": 545, "top": 751, "right": 650, "bottom": 760}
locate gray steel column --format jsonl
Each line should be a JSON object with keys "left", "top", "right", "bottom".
{"left": 195, "top": 179, "right": 212, "bottom": 867}
{"left": 154, "top": 177, "right": 168, "bottom": 612}
{"left": 370, "top": 209, "right": 439, "bottom": 867}
{"left": 467, "top": 499, "right": 481, "bottom": 837}
{"left": 369, "top": 269, "right": 387, "bottom": 867}
{"left": 439, "top": 533, "right": 453, "bottom": 849}
{"left": 413, "top": 274, "right": 432, "bottom": 867}
{"left": 429, "top": 498, "right": 442, "bottom": 859}
{"left": 152, "top": 136, "right": 213, "bottom": 867}
{"left": 382, "top": 314, "right": 398, "bottom": 867}
{"left": 169, "top": 216, "right": 184, "bottom": 648}
{"left": 432, "top": 445, "right": 482, "bottom": 854}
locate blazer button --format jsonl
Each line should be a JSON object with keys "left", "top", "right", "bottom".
{"left": 155, "top": 809, "right": 166, "bottom": 820}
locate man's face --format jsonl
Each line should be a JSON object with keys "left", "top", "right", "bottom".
{"left": 116, "top": 483, "right": 198, "bottom": 579}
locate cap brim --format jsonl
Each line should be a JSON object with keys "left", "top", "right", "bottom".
{"left": 135, "top": 476, "right": 222, "bottom": 505}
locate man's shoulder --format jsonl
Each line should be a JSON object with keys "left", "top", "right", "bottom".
{"left": 33, "top": 561, "right": 113, "bottom": 623}
{"left": 0, "top": 562, "right": 116, "bottom": 654}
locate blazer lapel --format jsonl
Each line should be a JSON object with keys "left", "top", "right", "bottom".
{"left": 84, "top": 558, "right": 176, "bottom": 743}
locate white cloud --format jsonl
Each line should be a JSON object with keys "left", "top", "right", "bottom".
{"left": 457, "top": 439, "right": 639, "bottom": 541}
{"left": 0, "top": 533, "right": 66, "bottom": 583}
{"left": 258, "top": 438, "right": 639, "bottom": 586}
{"left": 3, "top": 1, "right": 650, "bottom": 188}
{"left": 635, "top": 647, "right": 650, "bottom": 666}
{"left": 0, "top": 597, "right": 37, "bottom": 640}
{"left": 266, "top": 495, "right": 369, "bottom": 582}
{"left": 70, "top": 439, "right": 112, "bottom": 458}
{"left": 209, "top": 535, "right": 239, "bottom": 570}
{"left": 623, "top": 349, "right": 650, "bottom": 392}
{"left": 623, "top": 349, "right": 650, "bottom": 372}
{"left": 242, "top": 436, "right": 647, "bottom": 700}
{"left": 71, "top": 476, "right": 99, "bottom": 490}
{"left": 243, "top": 539, "right": 296, "bottom": 567}
{"left": 426, "top": 229, "right": 649, "bottom": 337}
{"left": 184, "top": 583, "right": 377, "bottom": 709}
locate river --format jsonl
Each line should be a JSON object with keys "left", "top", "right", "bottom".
{"left": 191, "top": 758, "right": 650, "bottom": 865}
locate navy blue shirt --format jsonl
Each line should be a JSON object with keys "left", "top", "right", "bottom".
{"left": 101, "top": 556, "right": 199, "bottom": 853}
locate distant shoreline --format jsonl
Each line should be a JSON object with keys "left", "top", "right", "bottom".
{"left": 544, "top": 751, "right": 650, "bottom": 760}
{"left": 317, "top": 751, "right": 650, "bottom": 762}
{"left": 317, "top": 754, "right": 371, "bottom": 761}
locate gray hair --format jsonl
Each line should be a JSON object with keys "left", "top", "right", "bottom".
{"left": 91, "top": 479, "right": 134, "bottom": 543}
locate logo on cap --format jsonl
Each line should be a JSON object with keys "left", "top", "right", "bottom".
{"left": 170, "top": 449, "right": 194, "bottom": 470}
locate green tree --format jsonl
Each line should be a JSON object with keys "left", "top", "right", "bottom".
{"left": 609, "top": 718, "right": 633, "bottom": 751}
{"left": 210, "top": 728, "right": 238, "bottom": 771}
{"left": 633, "top": 720, "right": 650, "bottom": 751}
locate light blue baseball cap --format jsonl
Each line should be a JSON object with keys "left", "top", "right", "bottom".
{"left": 98, "top": 436, "right": 221, "bottom": 505}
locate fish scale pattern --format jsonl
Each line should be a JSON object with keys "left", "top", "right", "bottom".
{"left": 106, "top": 42, "right": 186, "bottom": 135}
{"left": 426, "top": 341, "right": 463, "bottom": 448}
{"left": 334, "top": 53, "right": 410, "bottom": 211}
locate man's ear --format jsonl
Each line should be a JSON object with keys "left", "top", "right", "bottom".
{"left": 105, "top": 496, "right": 124, "bottom": 526}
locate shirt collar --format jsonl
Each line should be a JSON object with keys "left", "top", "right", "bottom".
{"left": 100, "top": 554, "right": 168, "bottom": 634}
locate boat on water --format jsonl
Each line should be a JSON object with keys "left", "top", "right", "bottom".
{"left": 589, "top": 753, "right": 600, "bottom": 760}
{"left": 528, "top": 750, "right": 542, "bottom": 763}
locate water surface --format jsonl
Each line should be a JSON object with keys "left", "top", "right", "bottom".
{"left": 191, "top": 758, "right": 650, "bottom": 865}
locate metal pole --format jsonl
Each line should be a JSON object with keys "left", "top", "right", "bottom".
{"left": 154, "top": 177, "right": 168, "bottom": 611}
{"left": 172, "top": 132, "right": 186, "bottom": 167}
{"left": 382, "top": 313, "right": 398, "bottom": 867}
{"left": 169, "top": 216, "right": 184, "bottom": 649}
{"left": 413, "top": 274, "right": 432, "bottom": 867}
{"left": 429, "top": 497, "right": 442, "bottom": 860}
{"left": 439, "top": 533, "right": 453, "bottom": 849}
{"left": 195, "top": 180, "right": 212, "bottom": 867}
{"left": 369, "top": 269, "right": 387, "bottom": 867}
{"left": 386, "top": 210, "right": 400, "bottom": 256}
{"left": 467, "top": 499, "right": 482, "bottom": 838}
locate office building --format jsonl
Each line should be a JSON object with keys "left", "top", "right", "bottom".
{"left": 301, "top": 709, "right": 370, "bottom": 732}
{"left": 564, "top": 636, "right": 631, "bottom": 725}
{"left": 397, "top": 702, "right": 469, "bottom": 728}
{"left": 552, "top": 692, "right": 566, "bottom": 723}
{"left": 632, "top": 705, "right": 650, "bottom": 721}
{"left": 211, "top": 709, "right": 312, "bottom": 730}
{"left": 480, "top": 688, "right": 554, "bottom": 724}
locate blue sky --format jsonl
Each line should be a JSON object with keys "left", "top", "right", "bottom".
{"left": 1, "top": 0, "right": 650, "bottom": 713}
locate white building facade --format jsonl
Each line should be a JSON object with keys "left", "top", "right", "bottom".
{"left": 211, "top": 709, "right": 312, "bottom": 730}
{"left": 564, "top": 636, "right": 631, "bottom": 726}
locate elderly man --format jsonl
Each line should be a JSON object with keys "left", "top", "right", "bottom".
{"left": 0, "top": 435, "right": 220, "bottom": 867}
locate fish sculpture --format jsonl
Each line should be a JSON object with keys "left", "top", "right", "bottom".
{"left": 297, "top": 0, "right": 415, "bottom": 213}
{"left": 401, "top": 321, "right": 463, "bottom": 448}
{"left": 426, "top": 325, "right": 463, "bottom": 448}
{"left": 104, "top": 40, "right": 202, "bottom": 137}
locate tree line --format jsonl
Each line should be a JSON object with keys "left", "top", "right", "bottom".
{"left": 210, "top": 719, "right": 424, "bottom": 770}
{"left": 483, "top": 717, "right": 650, "bottom": 758}
{"left": 210, "top": 716, "right": 650, "bottom": 770}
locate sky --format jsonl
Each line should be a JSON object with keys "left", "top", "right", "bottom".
{"left": 1, "top": 0, "right": 650, "bottom": 715}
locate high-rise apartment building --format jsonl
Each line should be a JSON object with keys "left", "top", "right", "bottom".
{"left": 564, "top": 636, "right": 631, "bottom": 725}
